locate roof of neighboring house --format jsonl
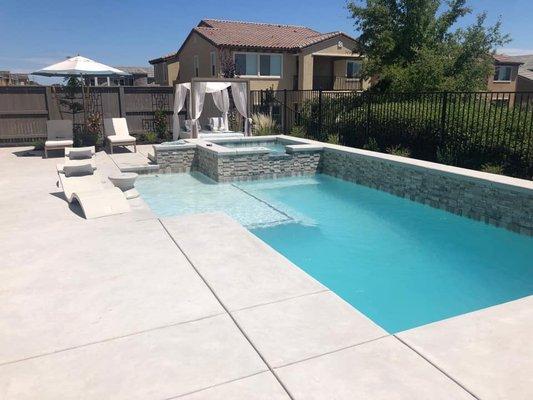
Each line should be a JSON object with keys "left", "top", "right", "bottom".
{"left": 114, "top": 66, "right": 154, "bottom": 77}
{"left": 518, "top": 68, "right": 533, "bottom": 81}
{"left": 493, "top": 54, "right": 524, "bottom": 65}
{"left": 148, "top": 52, "right": 179, "bottom": 64}
{"left": 149, "top": 19, "right": 359, "bottom": 63}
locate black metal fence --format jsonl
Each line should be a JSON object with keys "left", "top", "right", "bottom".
{"left": 250, "top": 90, "right": 533, "bottom": 179}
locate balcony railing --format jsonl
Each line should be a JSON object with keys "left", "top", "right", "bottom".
{"left": 312, "top": 75, "right": 363, "bottom": 91}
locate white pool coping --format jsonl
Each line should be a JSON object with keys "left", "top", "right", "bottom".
{"left": 0, "top": 146, "right": 531, "bottom": 399}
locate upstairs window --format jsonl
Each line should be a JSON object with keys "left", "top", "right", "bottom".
{"left": 193, "top": 55, "right": 199, "bottom": 77}
{"left": 493, "top": 65, "right": 512, "bottom": 82}
{"left": 235, "top": 53, "right": 282, "bottom": 77}
{"left": 210, "top": 52, "right": 216, "bottom": 76}
{"left": 346, "top": 60, "right": 362, "bottom": 79}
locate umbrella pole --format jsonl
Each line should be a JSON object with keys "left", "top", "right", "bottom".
{"left": 80, "top": 73, "right": 87, "bottom": 128}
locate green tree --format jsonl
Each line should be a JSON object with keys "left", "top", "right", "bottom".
{"left": 347, "top": 0, "right": 510, "bottom": 92}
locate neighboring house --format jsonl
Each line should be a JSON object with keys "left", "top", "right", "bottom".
{"left": 149, "top": 19, "right": 369, "bottom": 91}
{"left": 149, "top": 53, "right": 179, "bottom": 86}
{"left": 488, "top": 55, "right": 523, "bottom": 92}
{"left": 84, "top": 66, "right": 155, "bottom": 86}
{"left": 0, "top": 71, "right": 36, "bottom": 86}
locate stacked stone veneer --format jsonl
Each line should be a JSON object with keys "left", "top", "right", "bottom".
{"left": 322, "top": 147, "right": 533, "bottom": 236}
{"left": 154, "top": 146, "right": 197, "bottom": 173}
{"left": 196, "top": 146, "right": 322, "bottom": 182}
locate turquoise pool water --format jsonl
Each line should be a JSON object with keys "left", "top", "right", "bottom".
{"left": 220, "top": 140, "right": 287, "bottom": 153}
{"left": 136, "top": 173, "right": 533, "bottom": 333}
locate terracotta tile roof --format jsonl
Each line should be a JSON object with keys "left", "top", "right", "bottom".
{"left": 193, "top": 19, "right": 355, "bottom": 51}
{"left": 493, "top": 54, "right": 524, "bottom": 65}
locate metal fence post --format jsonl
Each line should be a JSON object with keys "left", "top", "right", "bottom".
{"left": 283, "top": 89, "right": 288, "bottom": 134}
{"left": 318, "top": 89, "right": 323, "bottom": 136}
{"left": 440, "top": 92, "right": 448, "bottom": 147}
{"left": 365, "top": 92, "right": 371, "bottom": 138}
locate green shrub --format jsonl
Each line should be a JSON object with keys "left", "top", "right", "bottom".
{"left": 480, "top": 163, "right": 504, "bottom": 175}
{"left": 363, "top": 137, "right": 379, "bottom": 151}
{"left": 387, "top": 144, "right": 411, "bottom": 157}
{"left": 143, "top": 131, "right": 158, "bottom": 143}
{"left": 32, "top": 140, "right": 45, "bottom": 151}
{"left": 154, "top": 110, "right": 169, "bottom": 141}
{"left": 251, "top": 113, "right": 279, "bottom": 136}
{"left": 290, "top": 125, "right": 307, "bottom": 138}
{"left": 327, "top": 134, "right": 340, "bottom": 145}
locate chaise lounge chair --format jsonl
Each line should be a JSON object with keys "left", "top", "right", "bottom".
{"left": 44, "top": 120, "right": 74, "bottom": 158}
{"left": 104, "top": 118, "right": 137, "bottom": 154}
{"left": 57, "top": 163, "right": 130, "bottom": 219}
{"left": 57, "top": 146, "right": 97, "bottom": 171}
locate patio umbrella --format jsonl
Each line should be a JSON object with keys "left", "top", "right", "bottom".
{"left": 32, "top": 55, "right": 129, "bottom": 122}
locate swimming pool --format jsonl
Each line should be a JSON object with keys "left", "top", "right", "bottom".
{"left": 136, "top": 173, "right": 533, "bottom": 333}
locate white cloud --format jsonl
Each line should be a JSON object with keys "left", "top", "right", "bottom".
{"left": 497, "top": 48, "right": 533, "bottom": 56}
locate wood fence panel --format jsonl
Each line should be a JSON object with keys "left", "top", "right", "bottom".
{"left": 0, "top": 85, "right": 174, "bottom": 143}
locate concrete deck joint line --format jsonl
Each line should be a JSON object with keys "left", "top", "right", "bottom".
{"left": 272, "top": 334, "right": 391, "bottom": 370}
{"left": 0, "top": 312, "right": 225, "bottom": 368}
{"left": 394, "top": 335, "right": 481, "bottom": 400}
{"left": 166, "top": 371, "right": 267, "bottom": 399}
{"left": 158, "top": 219, "right": 296, "bottom": 400}
{"left": 231, "top": 288, "right": 330, "bottom": 313}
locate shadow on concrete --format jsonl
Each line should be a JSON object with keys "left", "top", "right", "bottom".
{"left": 50, "top": 191, "right": 85, "bottom": 219}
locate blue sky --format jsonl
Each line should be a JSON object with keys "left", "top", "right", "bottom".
{"left": 1, "top": 0, "right": 531, "bottom": 83}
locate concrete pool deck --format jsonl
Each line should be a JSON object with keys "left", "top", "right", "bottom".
{"left": 0, "top": 146, "right": 531, "bottom": 399}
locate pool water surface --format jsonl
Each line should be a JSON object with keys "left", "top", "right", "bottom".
{"left": 136, "top": 173, "right": 533, "bottom": 333}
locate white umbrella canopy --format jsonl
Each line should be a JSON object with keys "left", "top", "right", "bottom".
{"left": 32, "top": 55, "right": 129, "bottom": 77}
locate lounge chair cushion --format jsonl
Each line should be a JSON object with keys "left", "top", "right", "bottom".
{"left": 107, "top": 135, "right": 136, "bottom": 144}
{"left": 67, "top": 147, "right": 95, "bottom": 160}
{"left": 45, "top": 139, "right": 74, "bottom": 148}
{"left": 63, "top": 163, "right": 94, "bottom": 177}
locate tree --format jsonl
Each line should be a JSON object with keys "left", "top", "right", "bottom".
{"left": 219, "top": 49, "right": 236, "bottom": 78}
{"left": 347, "top": 0, "right": 510, "bottom": 92}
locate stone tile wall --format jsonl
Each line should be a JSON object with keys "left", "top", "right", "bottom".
{"left": 322, "top": 148, "right": 533, "bottom": 235}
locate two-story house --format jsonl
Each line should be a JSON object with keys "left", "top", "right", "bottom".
{"left": 149, "top": 19, "right": 369, "bottom": 91}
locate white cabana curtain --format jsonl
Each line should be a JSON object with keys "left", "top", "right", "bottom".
{"left": 191, "top": 82, "right": 207, "bottom": 137}
{"left": 172, "top": 81, "right": 249, "bottom": 138}
{"left": 231, "top": 82, "right": 250, "bottom": 135}
{"left": 212, "top": 88, "right": 230, "bottom": 131}
{"left": 172, "top": 83, "right": 190, "bottom": 140}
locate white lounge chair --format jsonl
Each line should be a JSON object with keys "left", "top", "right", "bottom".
{"left": 57, "top": 163, "right": 130, "bottom": 219}
{"left": 45, "top": 120, "right": 74, "bottom": 158}
{"left": 104, "top": 118, "right": 137, "bottom": 154}
{"left": 57, "top": 146, "right": 97, "bottom": 172}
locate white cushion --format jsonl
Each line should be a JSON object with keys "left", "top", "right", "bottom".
{"left": 107, "top": 135, "right": 136, "bottom": 144}
{"left": 45, "top": 139, "right": 74, "bottom": 148}
{"left": 63, "top": 163, "right": 94, "bottom": 177}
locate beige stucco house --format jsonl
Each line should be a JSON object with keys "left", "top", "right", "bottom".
{"left": 149, "top": 19, "right": 369, "bottom": 91}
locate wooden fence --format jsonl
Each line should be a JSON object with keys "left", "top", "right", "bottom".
{"left": 0, "top": 86, "right": 174, "bottom": 143}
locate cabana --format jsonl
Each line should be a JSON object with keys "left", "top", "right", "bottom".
{"left": 172, "top": 78, "right": 251, "bottom": 140}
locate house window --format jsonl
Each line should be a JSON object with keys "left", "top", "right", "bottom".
{"left": 346, "top": 60, "right": 361, "bottom": 79}
{"left": 235, "top": 52, "right": 282, "bottom": 77}
{"left": 493, "top": 65, "right": 512, "bottom": 82}
{"left": 210, "top": 51, "right": 216, "bottom": 76}
{"left": 193, "top": 55, "right": 199, "bottom": 77}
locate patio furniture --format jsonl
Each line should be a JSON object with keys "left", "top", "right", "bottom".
{"left": 44, "top": 120, "right": 74, "bottom": 158}
{"left": 108, "top": 172, "right": 139, "bottom": 199}
{"left": 104, "top": 118, "right": 137, "bottom": 154}
{"left": 57, "top": 163, "right": 130, "bottom": 219}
